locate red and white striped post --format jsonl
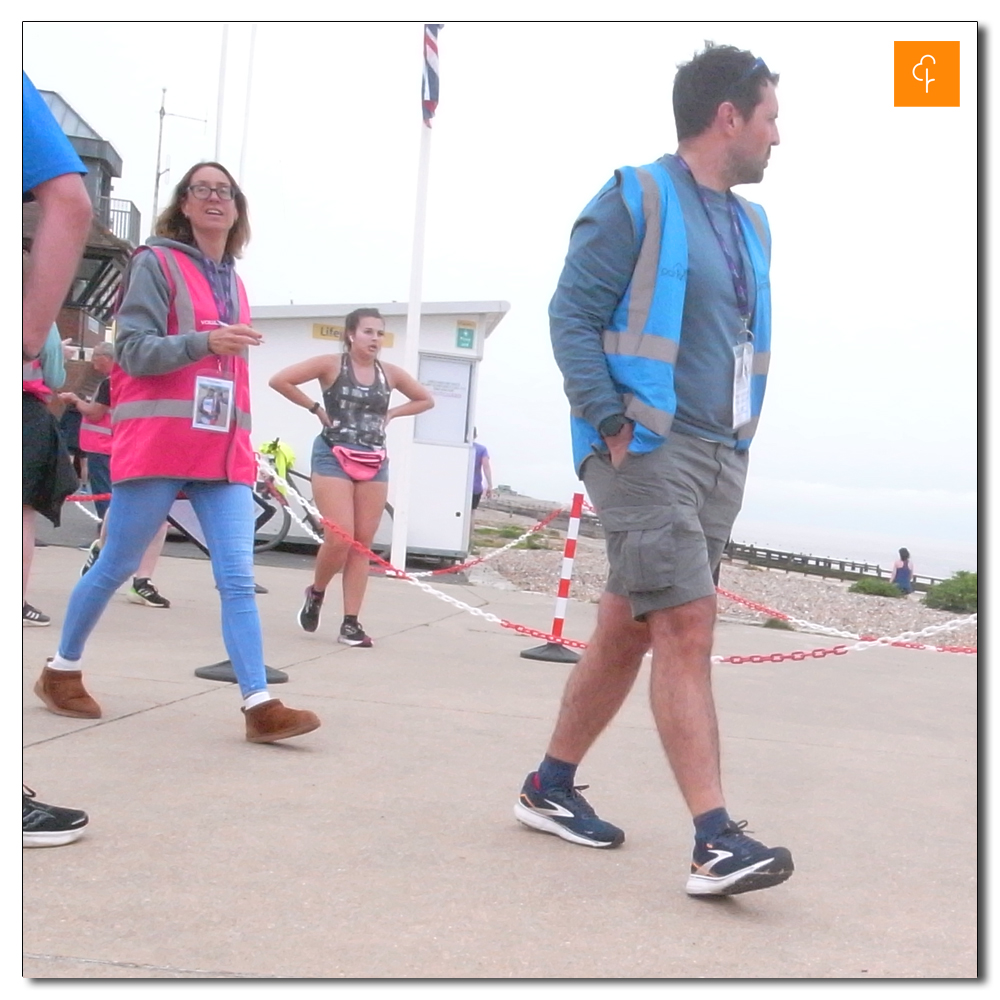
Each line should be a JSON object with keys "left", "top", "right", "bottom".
{"left": 520, "top": 492, "right": 584, "bottom": 663}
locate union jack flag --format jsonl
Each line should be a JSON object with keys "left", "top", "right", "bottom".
{"left": 422, "top": 23, "right": 442, "bottom": 126}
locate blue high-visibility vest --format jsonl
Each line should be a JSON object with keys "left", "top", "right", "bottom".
{"left": 570, "top": 160, "right": 772, "bottom": 473}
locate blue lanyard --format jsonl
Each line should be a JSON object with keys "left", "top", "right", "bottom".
{"left": 676, "top": 156, "right": 752, "bottom": 332}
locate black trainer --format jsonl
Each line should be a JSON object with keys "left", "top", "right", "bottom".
{"left": 339, "top": 619, "right": 373, "bottom": 647}
{"left": 23, "top": 603, "right": 50, "bottom": 627}
{"left": 514, "top": 772, "right": 624, "bottom": 848}
{"left": 298, "top": 586, "right": 324, "bottom": 633}
{"left": 128, "top": 578, "right": 170, "bottom": 608}
{"left": 686, "top": 819, "right": 794, "bottom": 896}
{"left": 80, "top": 539, "right": 101, "bottom": 577}
{"left": 23, "top": 786, "right": 89, "bottom": 848}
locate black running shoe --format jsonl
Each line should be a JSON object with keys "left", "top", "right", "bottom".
{"left": 339, "top": 619, "right": 373, "bottom": 647}
{"left": 128, "top": 578, "right": 170, "bottom": 608}
{"left": 686, "top": 819, "right": 794, "bottom": 896}
{"left": 23, "top": 786, "right": 88, "bottom": 848}
{"left": 80, "top": 539, "right": 101, "bottom": 577}
{"left": 22, "top": 603, "right": 50, "bottom": 628}
{"left": 298, "top": 586, "right": 324, "bottom": 633}
{"left": 514, "top": 772, "right": 624, "bottom": 848}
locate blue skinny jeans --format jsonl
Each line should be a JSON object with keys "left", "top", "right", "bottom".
{"left": 58, "top": 479, "right": 267, "bottom": 698}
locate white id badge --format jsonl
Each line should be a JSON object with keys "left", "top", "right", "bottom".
{"left": 732, "top": 342, "right": 753, "bottom": 429}
{"left": 192, "top": 375, "right": 234, "bottom": 432}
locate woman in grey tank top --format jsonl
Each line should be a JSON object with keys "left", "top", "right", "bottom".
{"left": 269, "top": 308, "right": 432, "bottom": 646}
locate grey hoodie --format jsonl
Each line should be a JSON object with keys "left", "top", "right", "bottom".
{"left": 115, "top": 237, "right": 236, "bottom": 377}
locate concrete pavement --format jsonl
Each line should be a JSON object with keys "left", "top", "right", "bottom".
{"left": 23, "top": 541, "right": 977, "bottom": 979}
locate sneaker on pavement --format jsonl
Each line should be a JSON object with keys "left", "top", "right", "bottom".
{"left": 80, "top": 539, "right": 101, "bottom": 577}
{"left": 23, "top": 786, "right": 89, "bottom": 848}
{"left": 686, "top": 819, "right": 794, "bottom": 896}
{"left": 23, "top": 603, "right": 50, "bottom": 627}
{"left": 128, "top": 578, "right": 170, "bottom": 608}
{"left": 298, "top": 586, "right": 324, "bottom": 633}
{"left": 338, "top": 619, "right": 373, "bottom": 647}
{"left": 514, "top": 771, "right": 624, "bottom": 848}
{"left": 243, "top": 699, "right": 322, "bottom": 743}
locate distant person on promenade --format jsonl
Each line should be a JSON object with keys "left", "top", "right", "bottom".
{"left": 269, "top": 308, "right": 433, "bottom": 647}
{"left": 34, "top": 161, "right": 321, "bottom": 744}
{"left": 514, "top": 43, "right": 792, "bottom": 897}
{"left": 890, "top": 548, "right": 915, "bottom": 595}
{"left": 59, "top": 342, "right": 172, "bottom": 609}
{"left": 22, "top": 69, "right": 93, "bottom": 846}
{"left": 471, "top": 429, "right": 493, "bottom": 511}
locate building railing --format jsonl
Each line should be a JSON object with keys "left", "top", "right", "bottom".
{"left": 97, "top": 197, "right": 141, "bottom": 248}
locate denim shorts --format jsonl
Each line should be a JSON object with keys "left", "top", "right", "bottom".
{"left": 582, "top": 431, "right": 747, "bottom": 620}
{"left": 311, "top": 436, "right": 389, "bottom": 483}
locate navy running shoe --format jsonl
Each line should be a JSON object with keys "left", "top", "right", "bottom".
{"left": 686, "top": 819, "right": 794, "bottom": 896}
{"left": 514, "top": 771, "right": 624, "bottom": 848}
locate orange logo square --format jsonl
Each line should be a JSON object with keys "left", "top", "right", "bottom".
{"left": 894, "top": 41, "right": 960, "bottom": 106}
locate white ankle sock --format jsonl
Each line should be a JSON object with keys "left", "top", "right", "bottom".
{"left": 243, "top": 690, "right": 273, "bottom": 710}
{"left": 47, "top": 654, "right": 81, "bottom": 672}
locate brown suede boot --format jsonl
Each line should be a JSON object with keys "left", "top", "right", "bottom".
{"left": 243, "top": 699, "right": 321, "bottom": 743}
{"left": 34, "top": 662, "right": 102, "bottom": 719}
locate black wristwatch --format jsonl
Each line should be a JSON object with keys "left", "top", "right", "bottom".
{"left": 309, "top": 401, "right": 321, "bottom": 414}
{"left": 598, "top": 414, "right": 630, "bottom": 438}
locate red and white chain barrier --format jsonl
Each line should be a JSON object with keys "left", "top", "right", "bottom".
{"left": 716, "top": 588, "right": 977, "bottom": 654}
{"left": 255, "top": 453, "right": 567, "bottom": 577}
{"left": 67, "top": 492, "right": 110, "bottom": 524}
{"left": 250, "top": 461, "right": 977, "bottom": 661}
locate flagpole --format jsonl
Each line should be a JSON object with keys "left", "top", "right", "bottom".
{"left": 389, "top": 110, "right": 432, "bottom": 572}
{"left": 214, "top": 23, "right": 229, "bottom": 159}
{"left": 390, "top": 24, "right": 440, "bottom": 572}
{"left": 238, "top": 23, "right": 257, "bottom": 185}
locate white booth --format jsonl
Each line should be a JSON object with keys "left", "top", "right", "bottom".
{"left": 248, "top": 301, "right": 509, "bottom": 561}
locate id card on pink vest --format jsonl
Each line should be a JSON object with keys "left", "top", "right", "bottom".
{"left": 193, "top": 375, "right": 234, "bottom": 432}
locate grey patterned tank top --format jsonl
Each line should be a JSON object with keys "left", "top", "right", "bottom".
{"left": 320, "top": 354, "right": 390, "bottom": 449}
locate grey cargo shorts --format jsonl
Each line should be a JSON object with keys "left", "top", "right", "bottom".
{"left": 581, "top": 431, "right": 748, "bottom": 621}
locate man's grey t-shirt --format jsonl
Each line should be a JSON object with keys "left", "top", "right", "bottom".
{"left": 549, "top": 153, "right": 759, "bottom": 446}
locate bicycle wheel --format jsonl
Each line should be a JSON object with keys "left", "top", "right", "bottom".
{"left": 253, "top": 498, "right": 293, "bottom": 552}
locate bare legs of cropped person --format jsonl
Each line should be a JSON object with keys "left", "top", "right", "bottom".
{"left": 299, "top": 475, "right": 388, "bottom": 644}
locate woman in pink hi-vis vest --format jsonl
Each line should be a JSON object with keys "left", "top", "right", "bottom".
{"left": 34, "top": 162, "right": 321, "bottom": 744}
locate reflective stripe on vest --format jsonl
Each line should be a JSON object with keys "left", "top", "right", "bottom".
{"left": 79, "top": 411, "right": 114, "bottom": 455}
{"left": 113, "top": 398, "right": 252, "bottom": 430}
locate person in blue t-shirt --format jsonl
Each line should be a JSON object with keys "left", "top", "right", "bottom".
{"left": 471, "top": 429, "right": 493, "bottom": 510}
{"left": 22, "top": 70, "right": 93, "bottom": 848}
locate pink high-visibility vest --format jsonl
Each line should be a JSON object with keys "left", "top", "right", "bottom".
{"left": 22, "top": 357, "right": 49, "bottom": 402}
{"left": 79, "top": 407, "right": 113, "bottom": 455}
{"left": 110, "top": 246, "right": 254, "bottom": 485}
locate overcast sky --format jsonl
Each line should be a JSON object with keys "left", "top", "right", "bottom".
{"left": 22, "top": 17, "right": 979, "bottom": 577}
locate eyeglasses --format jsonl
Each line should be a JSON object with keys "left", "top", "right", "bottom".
{"left": 186, "top": 183, "right": 236, "bottom": 201}
{"left": 732, "top": 57, "right": 770, "bottom": 88}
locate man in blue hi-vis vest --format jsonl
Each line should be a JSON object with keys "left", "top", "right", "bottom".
{"left": 515, "top": 43, "right": 792, "bottom": 897}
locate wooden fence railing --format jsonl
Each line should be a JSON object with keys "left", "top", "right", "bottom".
{"left": 722, "top": 542, "right": 943, "bottom": 592}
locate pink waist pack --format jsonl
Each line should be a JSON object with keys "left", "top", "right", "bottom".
{"left": 332, "top": 445, "right": 386, "bottom": 481}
